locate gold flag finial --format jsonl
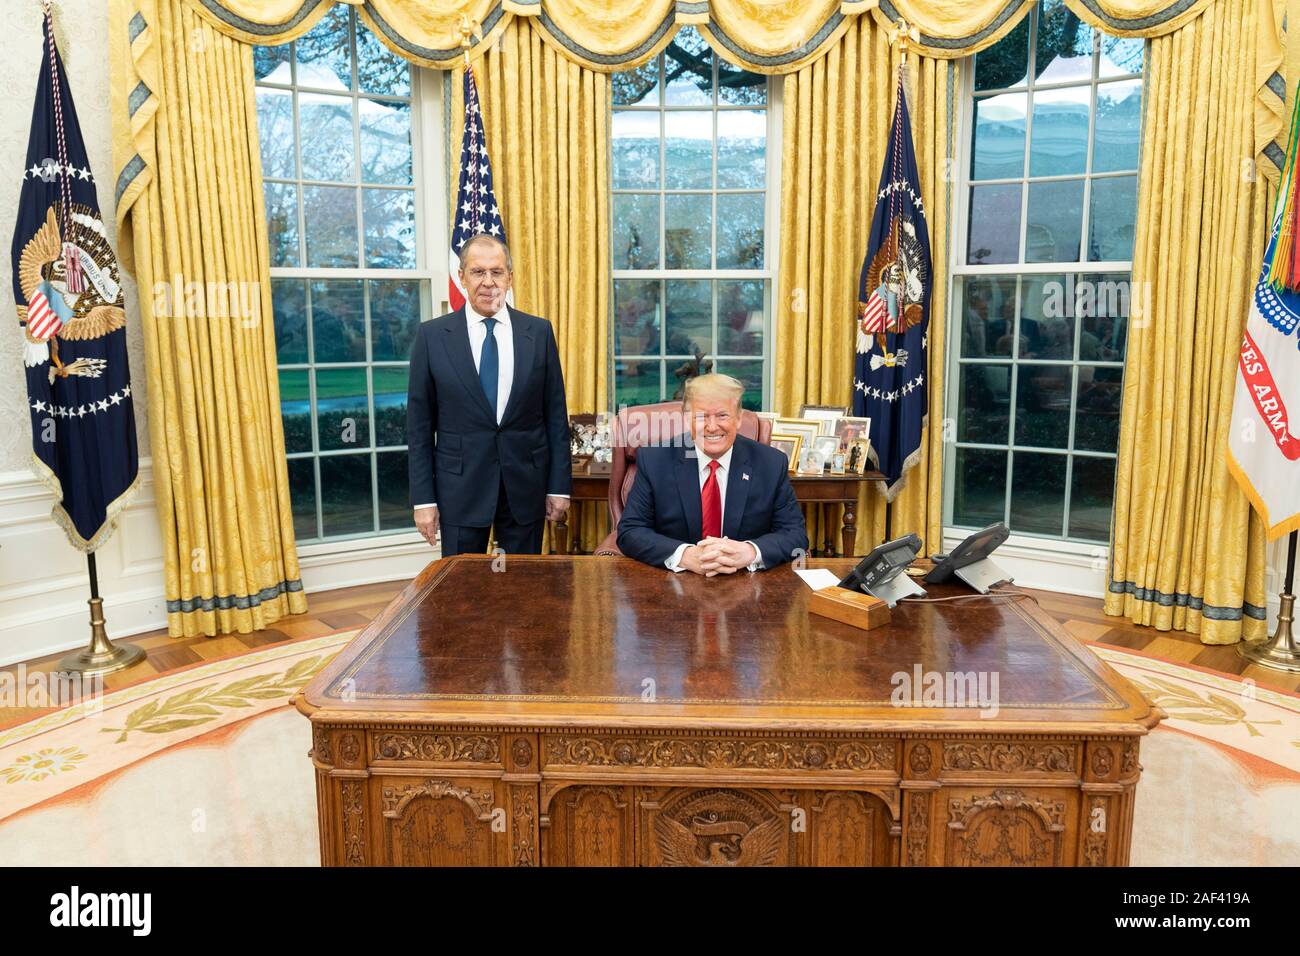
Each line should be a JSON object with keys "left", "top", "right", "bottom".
{"left": 459, "top": 13, "right": 483, "bottom": 68}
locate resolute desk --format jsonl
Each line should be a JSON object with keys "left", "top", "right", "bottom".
{"left": 294, "top": 555, "right": 1161, "bottom": 867}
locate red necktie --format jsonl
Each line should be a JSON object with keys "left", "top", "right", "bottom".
{"left": 701, "top": 459, "right": 721, "bottom": 538}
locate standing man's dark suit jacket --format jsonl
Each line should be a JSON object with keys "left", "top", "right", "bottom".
{"left": 407, "top": 306, "right": 571, "bottom": 526}
{"left": 616, "top": 434, "right": 808, "bottom": 569}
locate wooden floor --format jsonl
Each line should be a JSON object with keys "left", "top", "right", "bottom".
{"left": 2, "top": 578, "right": 1295, "bottom": 727}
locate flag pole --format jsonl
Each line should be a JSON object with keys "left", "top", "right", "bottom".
{"left": 1238, "top": 530, "right": 1300, "bottom": 672}
{"left": 57, "top": 552, "right": 144, "bottom": 676}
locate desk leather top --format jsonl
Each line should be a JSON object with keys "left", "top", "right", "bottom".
{"left": 299, "top": 556, "right": 1158, "bottom": 733}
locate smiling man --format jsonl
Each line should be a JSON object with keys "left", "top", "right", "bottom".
{"left": 616, "top": 373, "right": 807, "bottom": 574}
{"left": 407, "top": 234, "right": 571, "bottom": 555}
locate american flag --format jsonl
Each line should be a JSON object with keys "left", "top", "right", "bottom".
{"left": 449, "top": 68, "right": 508, "bottom": 311}
{"left": 859, "top": 289, "right": 888, "bottom": 334}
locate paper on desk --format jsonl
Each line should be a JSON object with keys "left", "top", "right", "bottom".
{"left": 794, "top": 569, "right": 841, "bottom": 591}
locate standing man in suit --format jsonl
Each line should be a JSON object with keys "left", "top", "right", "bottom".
{"left": 407, "top": 234, "right": 571, "bottom": 555}
{"left": 617, "top": 374, "right": 807, "bottom": 574}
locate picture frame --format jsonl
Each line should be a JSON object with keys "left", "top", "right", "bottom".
{"left": 847, "top": 438, "right": 872, "bottom": 475}
{"left": 812, "top": 434, "right": 840, "bottom": 462}
{"left": 775, "top": 417, "right": 823, "bottom": 448}
{"left": 833, "top": 416, "right": 872, "bottom": 451}
{"left": 830, "top": 452, "right": 847, "bottom": 476}
{"left": 797, "top": 447, "right": 827, "bottom": 476}
{"left": 769, "top": 434, "right": 802, "bottom": 472}
{"left": 799, "top": 404, "right": 848, "bottom": 435}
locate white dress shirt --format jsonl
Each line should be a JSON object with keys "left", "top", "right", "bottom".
{"left": 414, "top": 302, "right": 567, "bottom": 510}
{"left": 665, "top": 445, "right": 763, "bottom": 573}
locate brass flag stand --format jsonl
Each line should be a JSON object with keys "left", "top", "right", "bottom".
{"left": 58, "top": 552, "right": 144, "bottom": 676}
{"left": 1238, "top": 530, "right": 1300, "bottom": 672}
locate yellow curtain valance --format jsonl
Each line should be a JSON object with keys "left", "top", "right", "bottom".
{"left": 179, "top": 0, "right": 1220, "bottom": 75}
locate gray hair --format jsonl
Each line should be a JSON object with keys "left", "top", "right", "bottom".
{"left": 458, "top": 234, "right": 513, "bottom": 273}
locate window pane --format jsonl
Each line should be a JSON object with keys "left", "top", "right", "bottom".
{"left": 1018, "top": 274, "right": 1074, "bottom": 359}
{"left": 1088, "top": 175, "right": 1138, "bottom": 261}
{"left": 613, "top": 60, "right": 659, "bottom": 106}
{"left": 972, "top": 93, "right": 1027, "bottom": 180}
{"left": 377, "top": 450, "right": 412, "bottom": 530}
{"left": 1015, "top": 365, "right": 1072, "bottom": 448}
{"left": 614, "top": 358, "right": 662, "bottom": 407}
{"left": 319, "top": 454, "right": 374, "bottom": 536}
{"left": 1010, "top": 452, "right": 1066, "bottom": 534}
{"left": 279, "top": 369, "right": 312, "bottom": 454}
{"left": 665, "top": 28, "right": 712, "bottom": 105}
{"left": 718, "top": 61, "right": 766, "bottom": 106}
{"left": 360, "top": 99, "right": 412, "bottom": 185}
{"left": 717, "top": 280, "right": 764, "bottom": 355}
{"left": 613, "top": 193, "right": 660, "bottom": 270}
{"left": 953, "top": 447, "right": 1007, "bottom": 527}
{"left": 1029, "top": 87, "right": 1089, "bottom": 177}
{"left": 356, "top": 22, "right": 410, "bottom": 96}
{"left": 1025, "top": 179, "right": 1084, "bottom": 263}
{"left": 612, "top": 111, "right": 660, "bottom": 188}
{"left": 295, "top": 5, "right": 352, "bottom": 91}
{"left": 271, "top": 278, "right": 308, "bottom": 364}
{"left": 369, "top": 279, "right": 421, "bottom": 361}
{"left": 1077, "top": 272, "right": 1129, "bottom": 361}
{"left": 957, "top": 363, "right": 1011, "bottom": 444}
{"left": 664, "top": 194, "right": 712, "bottom": 269}
{"left": 1100, "top": 35, "right": 1144, "bottom": 77}
{"left": 974, "top": 14, "right": 1028, "bottom": 91}
{"left": 264, "top": 182, "right": 299, "bottom": 267}
{"left": 1035, "top": 1, "right": 1093, "bottom": 84}
{"left": 302, "top": 184, "right": 358, "bottom": 267}
{"left": 1069, "top": 456, "right": 1116, "bottom": 540}
{"left": 1093, "top": 80, "right": 1142, "bottom": 173}
{"left": 614, "top": 279, "right": 661, "bottom": 355}
{"left": 960, "top": 276, "right": 1016, "bottom": 358}
{"left": 311, "top": 279, "right": 366, "bottom": 363}
{"left": 716, "top": 193, "right": 763, "bottom": 269}
{"left": 1074, "top": 366, "right": 1123, "bottom": 452}
{"left": 363, "top": 188, "right": 415, "bottom": 269}
{"left": 717, "top": 110, "right": 765, "bottom": 187}
{"left": 315, "top": 368, "right": 371, "bottom": 451}
{"left": 664, "top": 111, "right": 712, "bottom": 189}
{"left": 713, "top": 359, "right": 763, "bottom": 410}
{"left": 300, "top": 93, "right": 355, "bottom": 183}
{"left": 968, "top": 184, "right": 1021, "bottom": 264}
{"left": 256, "top": 88, "right": 296, "bottom": 179}
{"left": 665, "top": 279, "right": 711, "bottom": 356}
{"left": 286, "top": 456, "right": 318, "bottom": 540}
{"left": 373, "top": 366, "right": 408, "bottom": 447}
{"left": 254, "top": 44, "right": 292, "bottom": 83}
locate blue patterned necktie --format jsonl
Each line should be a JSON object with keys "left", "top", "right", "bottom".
{"left": 479, "top": 316, "right": 498, "bottom": 419}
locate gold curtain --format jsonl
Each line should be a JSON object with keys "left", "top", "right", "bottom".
{"left": 775, "top": 17, "right": 954, "bottom": 556}
{"left": 1104, "top": 0, "right": 1270, "bottom": 644}
{"left": 111, "top": 0, "right": 307, "bottom": 636}
{"left": 450, "top": 19, "right": 612, "bottom": 551}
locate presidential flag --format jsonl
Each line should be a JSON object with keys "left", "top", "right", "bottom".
{"left": 448, "top": 68, "right": 509, "bottom": 310}
{"left": 10, "top": 10, "right": 138, "bottom": 551}
{"left": 1228, "top": 94, "right": 1300, "bottom": 539}
{"left": 853, "top": 76, "right": 931, "bottom": 501}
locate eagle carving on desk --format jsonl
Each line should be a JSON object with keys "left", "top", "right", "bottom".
{"left": 655, "top": 810, "right": 784, "bottom": 867}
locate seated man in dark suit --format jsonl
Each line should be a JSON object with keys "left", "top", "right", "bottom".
{"left": 617, "top": 374, "right": 808, "bottom": 575}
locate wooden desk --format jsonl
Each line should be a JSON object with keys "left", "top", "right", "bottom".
{"left": 551, "top": 470, "right": 888, "bottom": 556}
{"left": 295, "top": 556, "right": 1161, "bottom": 867}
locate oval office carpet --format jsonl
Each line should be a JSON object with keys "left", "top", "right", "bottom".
{"left": 0, "top": 633, "right": 1296, "bottom": 866}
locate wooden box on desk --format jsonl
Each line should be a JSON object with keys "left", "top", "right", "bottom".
{"left": 808, "top": 585, "right": 891, "bottom": 630}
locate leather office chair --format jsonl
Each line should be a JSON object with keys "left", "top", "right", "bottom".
{"left": 594, "top": 401, "right": 773, "bottom": 556}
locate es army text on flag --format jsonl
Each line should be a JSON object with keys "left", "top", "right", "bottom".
{"left": 9, "top": 10, "right": 138, "bottom": 551}
{"left": 448, "top": 68, "right": 509, "bottom": 310}
{"left": 853, "top": 76, "right": 932, "bottom": 502}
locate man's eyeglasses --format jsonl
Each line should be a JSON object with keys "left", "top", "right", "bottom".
{"left": 467, "top": 268, "right": 509, "bottom": 281}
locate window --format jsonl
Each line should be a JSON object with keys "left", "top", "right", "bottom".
{"left": 946, "top": 0, "right": 1143, "bottom": 543}
{"left": 610, "top": 27, "right": 775, "bottom": 411}
{"left": 255, "top": 7, "right": 440, "bottom": 543}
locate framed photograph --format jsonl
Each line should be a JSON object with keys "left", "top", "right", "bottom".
{"left": 833, "top": 416, "right": 872, "bottom": 450}
{"left": 769, "top": 434, "right": 802, "bottom": 472}
{"left": 847, "top": 438, "right": 872, "bottom": 475}
{"left": 799, "top": 404, "right": 848, "bottom": 435}
{"left": 775, "top": 417, "right": 822, "bottom": 447}
{"left": 830, "top": 453, "right": 847, "bottom": 475}
{"left": 797, "top": 447, "right": 827, "bottom": 476}
{"left": 812, "top": 434, "right": 840, "bottom": 462}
